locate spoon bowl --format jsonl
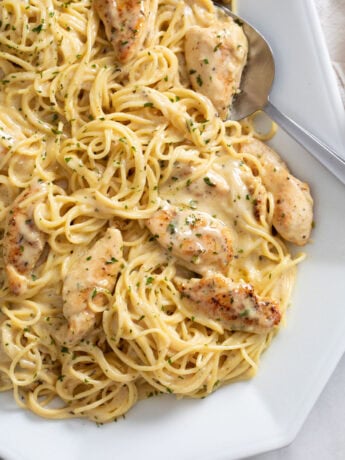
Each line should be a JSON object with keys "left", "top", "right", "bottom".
{"left": 214, "top": 2, "right": 345, "bottom": 185}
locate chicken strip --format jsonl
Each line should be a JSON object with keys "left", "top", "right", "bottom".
{"left": 62, "top": 228, "right": 123, "bottom": 344}
{"left": 94, "top": 0, "right": 150, "bottom": 63}
{"left": 145, "top": 202, "right": 232, "bottom": 275}
{"left": 185, "top": 16, "right": 248, "bottom": 119}
{"left": 3, "top": 180, "right": 48, "bottom": 295}
{"left": 176, "top": 274, "right": 281, "bottom": 334}
{"left": 239, "top": 138, "right": 313, "bottom": 245}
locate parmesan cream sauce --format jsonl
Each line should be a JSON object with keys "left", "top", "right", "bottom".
{"left": 160, "top": 157, "right": 256, "bottom": 241}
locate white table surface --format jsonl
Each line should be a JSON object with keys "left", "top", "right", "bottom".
{"left": 249, "top": 354, "right": 345, "bottom": 460}
{"left": 250, "top": 1, "right": 345, "bottom": 458}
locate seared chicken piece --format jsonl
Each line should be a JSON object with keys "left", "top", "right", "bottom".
{"left": 176, "top": 274, "right": 281, "bottom": 334}
{"left": 3, "top": 181, "right": 48, "bottom": 295}
{"left": 145, "top": 202, "right": 232, "bottom": 275}
{"left": 94, "top": 0, "right": 150, "bottom": 63}
{"left": 185, "top": 16, "right": 248, "bottom": 119}
{"left": 239, "top": 138, "right": 313, "bottom": 246}
{"left": 62, "top": 228, "right": 123, "bottom": 344}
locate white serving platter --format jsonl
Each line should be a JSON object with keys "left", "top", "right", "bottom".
{"left": 0, "top": 0, "right": 344, "bottom": 459}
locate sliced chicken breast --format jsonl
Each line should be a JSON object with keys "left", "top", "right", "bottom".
{"left": 94, "top": 0, "right": 150, "bottom": 63}
{"left": 3, "top": 180, "right": 48, "bottom": 295}
{"left": 145, "top": 202, "right": 232, "bottom": 275}
{"left": 62, "top": 228, "right": 123, "bottom": 344}
{"left": 185, "top": 16, "right": 248, "bottom": 119}
{"left": 176, "top": 273, "right": 281, "bottom": 334}
{"left": 239, "top": 138, "right": 313, "bottom": 246}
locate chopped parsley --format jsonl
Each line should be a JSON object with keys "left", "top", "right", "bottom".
{"left": 32, "top": 24, "right": 44, "bottom": 33}
{"left": 203, "top": 177, "right": 216, "bottom": 187}
{"left": 105, "top": 257, "right": 118, "bottom": 264}
{"left": 51, "top": 128, "right": 62, "bottom": 135}
{"left": 167, "top": 223, "right": 176, "bottom": 234}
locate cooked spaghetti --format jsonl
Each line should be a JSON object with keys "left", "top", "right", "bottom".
{"left": 0, "top": 0, "right": 313, "bottom": 422}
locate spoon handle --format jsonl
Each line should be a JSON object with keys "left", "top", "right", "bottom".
{"left": 265, "top": 100, "right": 345, "bottom": 186}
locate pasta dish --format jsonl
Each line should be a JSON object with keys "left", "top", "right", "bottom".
{"left": 0, "top": 0, "right": 313, "bottom": 423}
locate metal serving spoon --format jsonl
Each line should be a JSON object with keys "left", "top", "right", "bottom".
{"left": 215, "top": 2, "right": 345, "bottom": 185}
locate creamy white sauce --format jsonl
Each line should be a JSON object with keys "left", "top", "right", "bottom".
{"left": 160, "top": 157, "right": 256, "bottom": 243}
